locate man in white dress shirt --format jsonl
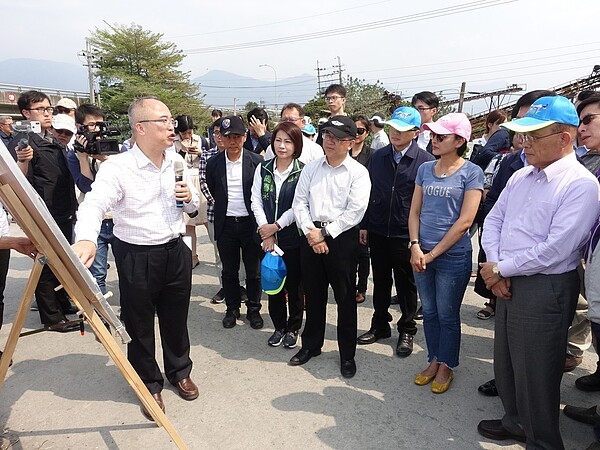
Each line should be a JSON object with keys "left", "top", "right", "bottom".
{"left": 72, "top": 97, "right": 200, "bottom": 419}
{"left": 291, "top": 115, "right": 371, "bottom": 378}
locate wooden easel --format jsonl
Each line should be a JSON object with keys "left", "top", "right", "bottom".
{"left": 0, "top": 180, "right": 188, "bottom": 448}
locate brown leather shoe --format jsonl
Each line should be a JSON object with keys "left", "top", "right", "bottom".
{"left": 142, "top": 392, "right": 165, "bottom": 421}
{"left": 564, "top": 354, "right": 583, "bottom": 372}
{"left": 175, "top": 377, "right": 199, "bottom": 401}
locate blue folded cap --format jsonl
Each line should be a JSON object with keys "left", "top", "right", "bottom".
{"left": 261, "top": 252, "right": 287, "bottom": 295}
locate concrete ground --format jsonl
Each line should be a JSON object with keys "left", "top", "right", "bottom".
{"left": 0, "top": 224, "right": 597, "bottom": 449}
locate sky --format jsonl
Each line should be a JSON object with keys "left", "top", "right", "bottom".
{"left": 2, "top": 0, "right": 599, "bottom": 113}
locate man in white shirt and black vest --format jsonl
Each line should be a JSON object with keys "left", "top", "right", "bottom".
{"left": 72, "top": 96, "right": 200, "bottom": 419}
{"left": 292, "top": 115, "right": 371, "bottom": 378}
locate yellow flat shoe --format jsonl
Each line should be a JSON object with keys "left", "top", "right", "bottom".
{"left": 431, "top": 372, "right": 454, "bottom": 394}
{"left": 414, "top": 373, "right": 435, "bottom": 386}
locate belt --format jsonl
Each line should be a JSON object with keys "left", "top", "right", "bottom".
{"left": 313, "top": 221, "right": 330, "bottom": 228}
{"left": 225, "top": 216, "right": 250, "bottom": 223}
{"left": 116, "top": 236, "right": 182, "bottom": 250}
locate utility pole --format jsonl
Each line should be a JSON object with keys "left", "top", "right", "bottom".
{"left": 334, "top": 56, "right": 344, "bottom": 84}
{"left": 315, "top": 60, "right": 327, "bottom": 95}
{"left": 457, "top": 82, "right": 466, "bottom": 113}
{"left": 79, "top": 39, "right": 99, "bottom": 105}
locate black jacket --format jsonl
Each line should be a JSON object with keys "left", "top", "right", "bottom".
{"left": 257, "top": 158, "right": 304, "bottom": 249}
{"left": 473, "top": 128, "right": 512, "bottom": 170}
{"left": 206, "top": 149, "right": 263, "bottom": 241}
{"left": 482, "top": 150, "right": 524, "bottom": 217}
{"left": 362, "top": 141, "right": 435, "bottom": 238}
{"left": 243, "top": 130, "right": 271, "bottom": 154}
{"left": 16, "top": 131, "right": 77, "bottom": 223}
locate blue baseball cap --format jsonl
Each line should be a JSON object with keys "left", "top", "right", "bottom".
{"left": 383, "top": 107, "right": 421, "bottom": 132}
{"left": 502, "top": 95, "right": 579, "bottom": 133}
{"left": 301, "top": 123, "right": 316, "bottom": 135}
{"left": 261, "top": 252, "right": 287, "bottom": 295}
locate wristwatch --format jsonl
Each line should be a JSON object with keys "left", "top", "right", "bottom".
{"left": 492, "top": 264, "right": 503, "bottom": 278}
{"left": 320, "top": 227, "right": 330, "bottom": 238}
{"left": 408, "top": 240, "right": 420, "bottom": 249}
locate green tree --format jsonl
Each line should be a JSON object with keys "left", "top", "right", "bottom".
{"left": 303, "top": 97, "right": 328, "bottom": 121}
{"left": 245, "top": 101, "right": 259, "bottom": 112}
{"left": 88, "top": 23, "right": 210, "bottom": 134}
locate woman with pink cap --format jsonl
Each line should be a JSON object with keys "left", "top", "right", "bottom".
{"left": 408, "top": 113, "right": 484, "bottom": 393}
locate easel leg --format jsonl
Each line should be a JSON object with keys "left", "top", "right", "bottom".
{"left": 0, "top": 257, "right": 44, "bottom": 390}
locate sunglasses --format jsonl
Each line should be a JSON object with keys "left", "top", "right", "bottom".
{"left": 356, "top": 127, "right": 367, "bottom": 135}
{"left": 430, "top": 132, "right": 454, "bottom": 142}
{"left": 54, "top": 129, "right": 73, "bottom": 136}
{"left": 581, "top": 114, "right": 600, "bottom": 126}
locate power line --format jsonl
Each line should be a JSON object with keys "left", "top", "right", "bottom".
{"left": 183, "top": 0, "right": 516, "bottom": 54}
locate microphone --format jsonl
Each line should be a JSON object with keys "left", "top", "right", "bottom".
{"left": 174, "top": 160, "right": 184, "bottom": 208}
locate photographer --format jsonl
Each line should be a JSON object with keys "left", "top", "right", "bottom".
{"left": 66, "top": 103, "right": 116, "bottom": 295}
{"left": 13, "top": 90, "right": 79, "bottom": 332}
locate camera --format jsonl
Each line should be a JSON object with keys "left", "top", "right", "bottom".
{"left": 75, "top": 122, "right": 121, "bottom": 155}
{"left": 13, "top": 120, "right": 42, "bottom": 134}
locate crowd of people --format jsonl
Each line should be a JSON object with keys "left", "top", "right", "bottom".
{"left": 1, "top": 83, "right": 600, "bottom": 449}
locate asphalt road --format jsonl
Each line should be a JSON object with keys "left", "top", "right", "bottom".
{"left": 0, "top": 225, "right": 596, "bottom": 449}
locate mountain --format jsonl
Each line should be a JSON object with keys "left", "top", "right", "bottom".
{"left": 0, "top": 58, "right": 88, "bottom": 92}
{"left": 192, "top": 70, "right": 318, "bottom": 109}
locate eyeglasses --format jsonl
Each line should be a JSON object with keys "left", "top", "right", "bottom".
{"left": 54, "top": 129, "right": 73, "bottom": 136}
{"left": 83, "top": 121, "right": 103, "bottom": 130}
{"left": 516, "top": 131, "right": 563, "bottom": 144}
{"left": 281, "top": 117, "right": 302, "bottom": 123}
{"left": 356, "top": 127, "right": 367, "bottom": 135}
{"left": 55, "top": 107, "right": 73, "bottom": 115}
{"left": 415, "top": 106, "right": 435, "bottom": 112}
{"left": 27, "top": 106, "right": 54, "bottom": 114}
{"left": 325, "top": 95, "right": 344, "bottom": 102}
{"left": 138, "top": 118, "right": 178, "bottom": 128}
{"left": 213, "top": 130, "right": 221, "bottom": 136}
{"left": 431, "top": 132, "right": 454, "bottom": 142}
{"left": 581, "top": 114, "right": 600, "bottom": 126}
{"left": 322, "top": 130, "right": 352, "bottom": 143}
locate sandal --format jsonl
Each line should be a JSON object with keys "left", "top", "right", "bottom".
{"left": 476, "top": 301, "right": 495, "bottom": 320}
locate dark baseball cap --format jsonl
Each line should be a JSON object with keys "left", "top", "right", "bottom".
{"left": 322, "top": 115, "right": 357, "bottom": 139}
{"left": 220, "top": 115, "right": 246, "bottom": 136}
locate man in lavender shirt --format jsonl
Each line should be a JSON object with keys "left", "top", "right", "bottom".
{"left": 476, "top": 96, "right": 600, "bottom": 449}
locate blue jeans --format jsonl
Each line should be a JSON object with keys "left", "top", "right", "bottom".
{"left": 90, "top": 219, "right": 115, "bottom": 294}
{"left": 413, "top": 248, "right": 471, "bottom": 369}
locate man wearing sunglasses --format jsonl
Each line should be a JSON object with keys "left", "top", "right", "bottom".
{"left": 358, "top": 107, "right": 434, "bottom": 357}
{"left": 291, "top": 115, "right": 370, "bottom": 378}
{"left": 50, "top": 114, "right": 76, "bottom": 148}
{"left": 478, "top": 96, "right": 600, "bottom": 448}
{"left": 14, "top": 90, "right": 79, "bottom": 332}
{"left": 54, "top": 98, "right": 77, "bottom": 118}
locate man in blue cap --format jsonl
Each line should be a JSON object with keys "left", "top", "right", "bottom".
{"left": 477, "top": 96, "right": 600, "bottom": 448}
{"left": 357, "top": 107, "right": 434, "bottom": 357}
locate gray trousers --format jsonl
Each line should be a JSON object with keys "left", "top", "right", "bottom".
{"left": 495, "top": 271, "right": 579, "bottom": 450}
{"left": 566, "top": 262, "right": 593, "bottom": 357}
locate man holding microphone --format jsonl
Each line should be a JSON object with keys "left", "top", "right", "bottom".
{"left": 72, "top": 97, "right": 200, "bottom": 419}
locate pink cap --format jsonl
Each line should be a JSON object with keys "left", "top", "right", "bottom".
{"left": 423, "top": 113, "right": 472, "bottom": 141}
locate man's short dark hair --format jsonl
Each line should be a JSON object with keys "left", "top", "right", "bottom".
{"left": 577, "top": 93, "right": 600, "bottom": 115}
{"left": 281, "top": 103, "right": 305, "bottom": 118}
{"left": 411, "top": 91, "right": 439, "bottom": 109}
{"left": 324, "top": 84, "right": 346, "bottom": 98}
{"left": 211, "top": 109, "right": 222, "bottom": 118}
{"left": 17, "top": 90, "right": 50, "bottom": 118}
{"left": 75, "top": 104, "right": 105, "bottom": 124}
{"left": 247, "top": 107, "right": 269, "bottom": 124}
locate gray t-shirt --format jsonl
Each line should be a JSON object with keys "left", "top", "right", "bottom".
{"left": 415, "top": 160, "right": 484, "bottom": 251}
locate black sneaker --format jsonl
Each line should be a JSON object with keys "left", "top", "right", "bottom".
{"left": 211, "top": 288, "right": 225, "bottom": 304}
{"left": 415, "top": 305, "right": 423, "bottom": 320}
{"left": 247, "top": 310, "right": 264, "bottom": 329}
{"left": 282, "top": 331, "right": 298, "bottom": 349}
{"left": 222, "top": 309, "right": 240, "bottom": 328}
{"left": 268, "top": 330, "right": 285, "bottom": 347}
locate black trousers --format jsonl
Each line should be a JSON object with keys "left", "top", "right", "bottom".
{"left": 369, "top": 233, "right": 417, "bottom": 335}
{"left": 35, "top": 219, "right": 73, "bottom": 325}
{"left": 114, "top": 237, "right": 193, "bottom": 394}
{"left": 300, "top": 228, "right": 359, "bottom": 361}
{"left": 268, "top": 246, "right": 303, "bottom": 332}
{"left": 495, "top": 271, "right": 579, "bottom": 449}
{"left": 356, "top": 242, "right": 370, "bottom": 294}
{"left": 0, "top": 249, "right": 10, "bottom": 330}
{"left": 217, "top": 217, "right": 262, "bottom": 313}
